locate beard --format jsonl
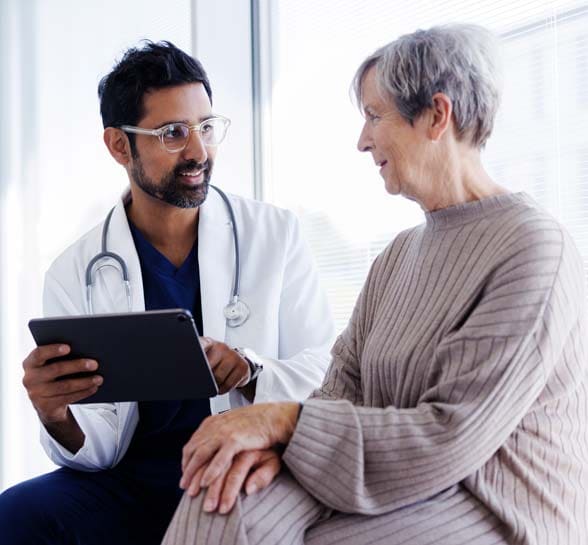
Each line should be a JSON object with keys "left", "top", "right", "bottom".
{"left": 130, "top": 155, "right": 213, "bottom": 209}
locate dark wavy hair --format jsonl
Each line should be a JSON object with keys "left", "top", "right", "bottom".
{"left": 98, "top": 40, "right": 212, "bottom": 150}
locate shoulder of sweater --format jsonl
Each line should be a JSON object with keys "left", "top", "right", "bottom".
{"left": 489, "top": 202, "right": 575, "bottom": 261}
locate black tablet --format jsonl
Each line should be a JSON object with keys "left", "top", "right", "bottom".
{"left": 28, "top": 309, "right": 218, "bottom": 403}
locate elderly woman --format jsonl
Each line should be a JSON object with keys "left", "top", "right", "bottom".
{"left": 163, "top": 24, "right": 588, "bottom": 545}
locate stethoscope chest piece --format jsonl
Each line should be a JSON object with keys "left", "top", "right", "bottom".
{"left": 223, "top": 297, "right": 251, "bottom": 328}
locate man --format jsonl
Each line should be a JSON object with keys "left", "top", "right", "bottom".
{"left": 0, "top": 41, "right": 334, "bottom": 544}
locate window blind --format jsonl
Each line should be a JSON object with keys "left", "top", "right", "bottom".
{"left": 258, "top": 0, "right": 588, "bottom": 333}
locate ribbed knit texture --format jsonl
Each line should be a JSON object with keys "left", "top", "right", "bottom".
{"left": 283, "top": 192, "right": 588, "bottom": 544}
{"left": 162, "top": 193, "right": 588, "bottom": 545}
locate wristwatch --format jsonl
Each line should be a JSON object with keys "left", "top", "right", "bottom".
{"left": 234, "top": 347, "right": 264, "bottom": 384}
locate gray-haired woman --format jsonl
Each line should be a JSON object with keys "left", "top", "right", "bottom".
{"left": 163, "top": 24, "right": 588, "bottom": 545}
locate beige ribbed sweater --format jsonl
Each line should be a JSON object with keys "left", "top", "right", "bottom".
{"left": 163, "top": 192, "right": 588, "bottom": 545}
{"left": 283, "top": 192, "right": 588, "bottom": 543}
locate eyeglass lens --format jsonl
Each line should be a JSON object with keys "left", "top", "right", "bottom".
{"left": 161, "top": 120, "right": 226, "bottom": 150}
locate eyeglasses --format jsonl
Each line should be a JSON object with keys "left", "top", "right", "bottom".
{"left": 120, "top": 115, "right": 231, "bottom": 152}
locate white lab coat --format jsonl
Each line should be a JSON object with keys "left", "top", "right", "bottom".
{"left": 40, "top": 188, "right": 335, "bottom": 471}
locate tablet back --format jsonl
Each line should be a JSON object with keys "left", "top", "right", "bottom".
{"left": 28, "top": 309, "right": 219, "bottom": 403}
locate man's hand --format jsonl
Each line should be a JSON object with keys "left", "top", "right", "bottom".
{"left": 200, "top": 337, "right": 250, "bottom": 394}
{"left": 180, "top": 402, "right": 300, "bottom": 497}
{"left": 183, "top": 448, "right": 282, "bottom": 514}
{"left": 22, "top": 344, "right": 101, "bottom": 452}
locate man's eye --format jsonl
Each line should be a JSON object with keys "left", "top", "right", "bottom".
{"left": 163, "top": 124, "right": 187, "bottom": 139}
{"left": 201, "top": 122, "right": 214, "bottom": 133}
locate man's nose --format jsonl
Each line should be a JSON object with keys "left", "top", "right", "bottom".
{"left": 182, "top": 129, "right": 208, "bottom": 163}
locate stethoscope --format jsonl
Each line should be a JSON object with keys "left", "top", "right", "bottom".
{"left": 85, "top": 184, "right": 251, "bottom": 328}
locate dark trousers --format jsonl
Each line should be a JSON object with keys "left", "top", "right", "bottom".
{"left": 0, "top": 466, "right": 182, "bottom": 545}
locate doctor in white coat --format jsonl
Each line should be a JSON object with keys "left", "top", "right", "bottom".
{"left": 0, "top": 41, "right": 334, "bottom": 545}
{"left": 39, "top": 184, "right": 334, "bottom": 470}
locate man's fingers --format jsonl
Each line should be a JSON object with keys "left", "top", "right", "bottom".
{"left": 216, "top": 368, "right": 245, "bottom": 395}
{"left": 209, "top": 352, "right": 248, "bottom": 393}
{"left": 58, "top": 387, "right": 100, "bottom": 406}
{"left": 215, "top": 366, "right": 242, "bottom": 394}
{"left": 210, "top": 357, "right": 232, "bottom": 385}
{"left": 245, "top": 452, "right": 281, "bottom": 495}
{"left": 40, "top": 387, "right": 100, "bottom": 413}
{"left": 23, "top": 344, "right": 70, "bottom": 369}
{"left": 199, "top": 336, "right": 214, "bottom": 351}
{"left": 40, "top": 375, "right": 103, "bottom": 398}
{"left": 40, "top": 359, "right": 98, "bottom": 382}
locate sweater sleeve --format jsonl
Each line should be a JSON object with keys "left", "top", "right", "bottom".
{"left": 283, "top": 224, "right": 585, "bottom": 515}
{"left": 305, "top": 244, "right": 387, "bottom": 406}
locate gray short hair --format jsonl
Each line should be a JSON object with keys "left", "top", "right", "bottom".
{"left": 353, "top": 24, "right": 502, "bottom": 148}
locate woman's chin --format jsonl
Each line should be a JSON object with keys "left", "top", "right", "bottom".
{"left": 383, "top": 178, "right": 401, "bottom": 196}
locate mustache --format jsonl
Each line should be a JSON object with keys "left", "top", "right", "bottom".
{"left": 174, "top": 159, "right": 209, "bottom": 176}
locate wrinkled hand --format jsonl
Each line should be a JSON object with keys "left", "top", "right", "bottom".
{"left": 22, "top": 344, "right": 102, "bottom": 424}
{"left": 184, "top": 448, "right": 282, "bottom": 514}
{"left": 200, "top": 337, "right": 250, "bottom": 394}
{"left": 180, "top": 402, "right": 300, "bottom": 504}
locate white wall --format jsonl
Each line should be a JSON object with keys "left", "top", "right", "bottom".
{"left": 192, "top": 0, "right": 255, "bottom": 198}
{"left": 0, "top": 0, "right": 196, "bottom": 489}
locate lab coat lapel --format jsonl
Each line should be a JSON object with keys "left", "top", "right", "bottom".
{"left": 198, "top": 188, "right": 232, "bottom": 341}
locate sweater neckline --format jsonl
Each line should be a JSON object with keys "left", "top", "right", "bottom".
{"left": 424, "top": 192, "right": 534, "bottom": 231}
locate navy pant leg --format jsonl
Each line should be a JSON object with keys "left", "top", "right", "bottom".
{"left": 0, "top": 467, "right": 180, "bottom": 545}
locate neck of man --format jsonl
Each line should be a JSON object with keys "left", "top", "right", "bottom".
{"left": 126, "top": 185, "right": 200, "bottom": 268}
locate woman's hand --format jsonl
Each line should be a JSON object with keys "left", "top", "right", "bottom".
{"left": 186, "top": 448, "right": 282, "bottom": 514}
{"left": 180, "top": 402, "right": 300, "bottom": 499}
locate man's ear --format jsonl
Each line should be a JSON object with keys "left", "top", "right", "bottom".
{"left": 428, "top": 92, "right": 453, "bottom": 142}
{"left": 104, "top": 127, "right": 132, "bottom": 166}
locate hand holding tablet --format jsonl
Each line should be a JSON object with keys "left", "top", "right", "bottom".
{"left": 28, "top": 309, "right": 218, "bottom": 403}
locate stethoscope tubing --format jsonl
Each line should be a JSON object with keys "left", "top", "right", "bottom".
{"left": 84, "top": 184, "right": 248, "bottom": 326}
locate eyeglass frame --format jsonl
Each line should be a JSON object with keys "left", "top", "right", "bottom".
{"left": 120, "top": 115, "right": 231, "bottom": 153}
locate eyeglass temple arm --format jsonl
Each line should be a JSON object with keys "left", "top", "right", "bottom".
{"left": 120, "top": 126, "right": 160, "bottom": 136}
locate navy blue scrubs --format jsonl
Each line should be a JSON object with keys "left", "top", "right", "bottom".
{"left": 0, "top": 223, "right": 210, "bottom": 544}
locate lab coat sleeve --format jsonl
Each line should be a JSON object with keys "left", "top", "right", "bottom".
{"left": 38, "top": 268, "right": 123, "bottom": 471}
{"left": 252, "top": 215, "right": 335, "bottom": 403}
